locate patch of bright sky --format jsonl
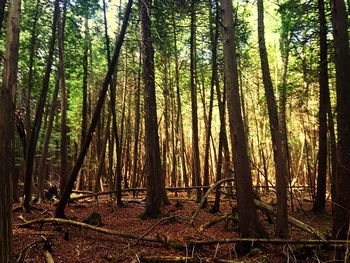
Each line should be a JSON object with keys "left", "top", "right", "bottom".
{"left": 97, "top": 0, "right": 125, "bottom": 37}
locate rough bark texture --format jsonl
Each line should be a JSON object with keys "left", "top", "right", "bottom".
{"left": 313, "top": 0, "right": 329, "bottom": 213}
{"left": 257, "top": 0, "right": 288, "bottom": 238}
{"left": 330, "top": 0, "right": 350, "bottom": 245}
{"left": 55, "top": 0, "right": 133, "bottom": 218}
{"left": 23, "top": 0, "right": 59, "bottom": 209}
{"left": 139, "top": 0, "right": 169, "bottom": 217}
{"left": 221, "top": 0, "right": 267, "bottom": 238}
{"left": 190, "top": 0, "right": 202, "bottom": 202}
{"left": 0, "top": 0, "right": 21, "bottom": 261}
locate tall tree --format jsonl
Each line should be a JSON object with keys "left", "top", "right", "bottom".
{"left": 58, "top": 0, "right": 68, "bottom": 195}
{"left": 55, "top": 0, "right": 133, "bottom": 218}
{"left": 257, "top": 0, "right": 289, "bottom": 238}
{"left": 330, "top": 0, "right": 350, "bottom": 249}
{"left": 139, "top": 0, "right": 169, "bottom": 217}
{"left": 23, "top": 0, "right": 59, "bottom": 210}
{"left": 221, "top": 0, "right": 267, "bottom": 239}
{"left": 190, "top": 0, "right": 202, "bottom": 202}
{"left": 0, "top": 0, "right": 21, "bottom": 261}
{"left": 313, "top": 0, "right": 329, "bottom": 213}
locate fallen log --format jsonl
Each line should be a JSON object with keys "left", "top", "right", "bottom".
{"left": 254, "top": 199, "right": 327, "bottom": 240}
{"left": 139, "top": 255, "right": 244, "bottom": 263}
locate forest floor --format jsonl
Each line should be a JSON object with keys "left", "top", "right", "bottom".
{"left": 12, "top": 190, "right": 336, "bottom": 263}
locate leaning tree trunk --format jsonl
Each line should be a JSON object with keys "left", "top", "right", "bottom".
{"left": 0, "top": 0, "right": 21, "bottom": 261}
{"left": 221, "top": 0, "right": 267, "bottom": 239}
{"left": 257, "top": 0, "right": 288, "bottom": 238}
{"left": 139, "top": 0, "right": 169, "bottom": 218}
{"left": 37, "top": 74, "right": 60, "bottom": 201}
{"left": 313, "top": 0, "right": 329, "bottom": 213}
{"left": 330, "top": 0, "right": 350, "bottom": 255}
{"left": 55, "top": 0, "right": 133, "bottom": 218}
{"left": 23, "top": 0, "right": 59, "bottom": 210}
{"left": 190, "top": 0, "right": 202, "bottom": 202}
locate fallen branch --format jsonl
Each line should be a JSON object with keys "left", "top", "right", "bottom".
{"left": 139, "top": 255, "right": 244, "bottom": 263}
{"left": 254, "top": 199, "right": 327, "bottom": 240}
{"left": 16, "top": 239, "right": 46, "bottom": 263}
{"left": 199, "top": 213, "right": 238, "bottom": 232}
{"left": 190, "top": 178, "right": 235, "bottom": 225}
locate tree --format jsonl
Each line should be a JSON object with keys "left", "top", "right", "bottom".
{"left": 139, "top": 0, "right": 169, "bottom": 217}
{"left": 330, "top": 0, "right": 350, "bottom": 251}
{"left": 23, "top": 0, "right": 59, "bottom": 210}
{"left": 0, "top": 0, "right": 21, "bottom": 261}
{"left": 257, "top": 0, "right": 288, "bottom": 238}
{"left": 190, "top": 0, "right": 202, "bottom": 202}
{"left": 55, "top": 0, "right": 133, "bottom": 218}
{"left": 221, "top": 0, "right": 267, "bottom": 239}
{"left": 313, "top": 0, "right": 329, "bottom": 213}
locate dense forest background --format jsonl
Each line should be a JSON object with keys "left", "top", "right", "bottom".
{"left": 1, "top": 0, "right": 350, "bottom": 262}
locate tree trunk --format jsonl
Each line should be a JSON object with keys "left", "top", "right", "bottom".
{"left": 313, "top": 0, "right": 329, "bottom": 213}
{"left": 25, "top": 0, "right": 40, "bottom": 141}
{"left": 221, "top": 0, "right": 267, "bottom": 239}
{"left": 257, "top": 0, "right": 288, "bottom": 238}
{"left": 139, "top": 0, "right": 169, "bottom": 218}
{"left": 58, "top": 0, "right": 68, "bottom": 195}
{"left": 132, "top": 50, "right": 141, "bottom": 190}
{"left": 0, "top": 0, "right": 21, "bottom": 261}
{"left": 23, "top": 0, "right": 59, "bottom": 210}
{"left": 172, "top": 11, "right": 188, "bottom": 189}
{"left": 55, "top": 0, "right": 133, "bottom": 218}
{"left": 330, "top": 0, "right": 350, "bottom": 251}
{"left": 190, "top": 0, "right": 202, "bottom": 202}
{"left": 37, "top": 74, "right": 60, "bottom": 201}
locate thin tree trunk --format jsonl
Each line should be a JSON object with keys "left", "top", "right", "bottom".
{"left": 57, "top": 0, "right": 68, "bottom": 195}
{"left": 23, "top": 0, "right": 59, "bottom": 210}
{"left": 221, "top": 0, "right": 267, "bottom": 240}
{"left": 0, "top": 0, "right": 20, "bottom": 261}
{"left": 37, "top": 74, "right": 60, "bottom": 201}
{"left": 257, "top": 0, "right": 288, "bottom": 238}
{"left": 55, "top": 0, "right": 133, "bottom": 218}
{"left": 190, "top": 0, "right": 202, "bottom": 202}
{"left": 132, "top": 50, "right": 141, "bottom": 190}
{"left": 25, "top": 0, "right": 40, "bottom": 140}
{"left": 172, "top": 11, "right": 188, "bottom": 189}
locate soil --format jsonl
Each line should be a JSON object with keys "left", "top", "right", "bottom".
{"left": 12, "top": 191, "right": 335, "bottom": 262}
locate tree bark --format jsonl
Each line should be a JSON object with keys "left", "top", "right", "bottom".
{"left": 57, "top": 0, "right": 68, "bottom": 195}
{"left": 23, "top": 0, "right": 59, "bottom": 210}
{"left": 190, "top": 0, "right": 202, "bottom": 202}
{"left": 25, "top": 0, "right": 40, "bottom": 141}
{"left": 37, "top": 74, "right": 60, "bottom": 201}
{"left": 55, "top": 0, "right": 133, "bottom": 218}
{"left": 257, "top": 0, "right": 288, "bottom": 238}
{"left": 221, "top": 0, "right": 267, "bottom": 239}
{"left": 313, "top": 0, "right": 329, "bottom": 213}
{"left": 139, "top": 0, "right": 169, "bottom": 217}
{"left": 0, "top": 0, "right": 21, "bottom": 261}
{"left": 330, "top": 0, "right": 350, "bottom": 250}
